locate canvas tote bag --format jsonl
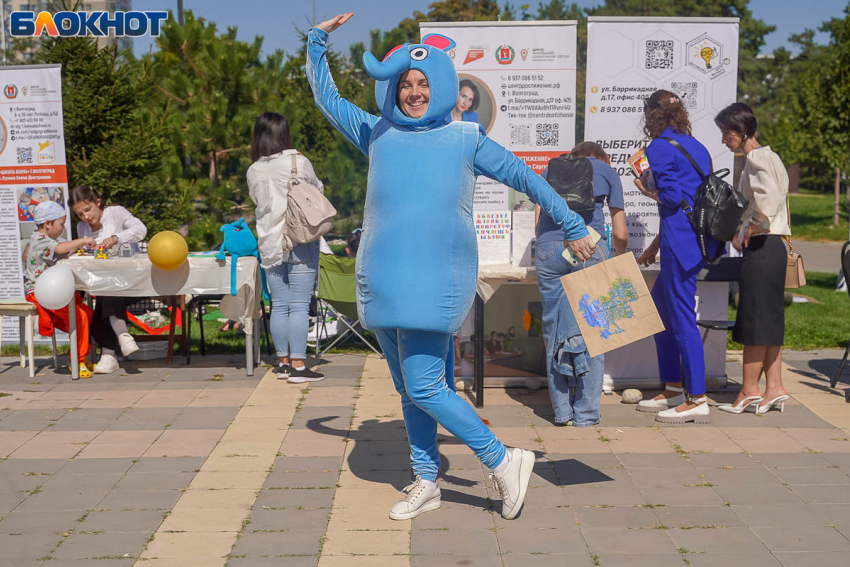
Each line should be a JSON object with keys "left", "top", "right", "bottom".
{"left": 561, "top": 251, "right": 665, "bottom": 357}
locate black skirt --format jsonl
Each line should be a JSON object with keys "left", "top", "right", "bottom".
{"left": 733, "top": 234, "right": 786, "bottom": 346}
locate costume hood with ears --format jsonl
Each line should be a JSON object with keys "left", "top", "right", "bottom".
{"left": 363, "top": 34, "right": 458, "bottom": 128}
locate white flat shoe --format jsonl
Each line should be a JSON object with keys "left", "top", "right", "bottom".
{"left": 655, "top": 396, "right": 711, "bottom": 425}
{"left": 490, "top": 447, "right": 535, "bottom": 520}
{"left": 637, "top": 385, "right": 686, "bottom": 414}
{"left": 717, "top": 395, "right": 763, "bottom": 414}
{"left": 118, "top": 333, "right": 139, "bottom": 357}
{"left": 755, "top": 395, "right": 789, "bottom": 415}
{"left": 93, "top": 353, "right": 119, "bottom": 374}
{"left": 389, "top": 477, "right": 441, "bottom": 520}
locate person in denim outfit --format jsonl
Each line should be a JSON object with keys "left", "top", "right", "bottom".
{"left": 535, "top": 142, "right": 626, "bottom": 426}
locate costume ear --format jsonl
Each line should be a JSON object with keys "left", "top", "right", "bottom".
{"left": 422, "top": 33, "right": 456, "bottom": 52}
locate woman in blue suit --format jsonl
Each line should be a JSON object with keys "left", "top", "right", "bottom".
{"left": 635, "top": 89, "right": 720, "bottom": 424}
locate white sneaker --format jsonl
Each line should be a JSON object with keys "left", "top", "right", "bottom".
{"left": 93, "top": 353, "right": 119, "bottom": 374}
{"left": 118, "top": 333, "right": 139, "bottom": 357}
{"left": 489, "top": 447, "right": 535, "bottom": 520}
{"left": 389, "top": 477, "right": 441, "bottom": 520}
{"left": 636, "top": 386, "right": 686, "bottom": 414}
{"left": 655, "top": 396, "right": 711, "bottom": 425}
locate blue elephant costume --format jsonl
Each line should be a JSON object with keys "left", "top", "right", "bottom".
{"left": 307, "top": 27, "right": 587, "bottom": 481}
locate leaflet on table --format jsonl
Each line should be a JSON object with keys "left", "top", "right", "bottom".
{"left": 584, "top": 17, "right": 739, "bottom": 258}
{"left": 475, "top": 211, "right": 511, "bottom": 265}
{"left": 0, "top": 65, "right": 70, "bottom": 341}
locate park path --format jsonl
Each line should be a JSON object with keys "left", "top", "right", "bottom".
{"left": 1, "top": 351, "right": 850, "bottom": 566}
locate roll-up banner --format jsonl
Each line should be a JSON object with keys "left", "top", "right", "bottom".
{"left": 585, "top": 18, "right": 739, "bottom": 388}
{"left": 0, "top": 65, "right": 70, "bottom": 342}
{"left": 420, "top": 21, "right": 577, "bottom": 266}
{"left": 585, "top": 17, "right": 740, "bottom": 257}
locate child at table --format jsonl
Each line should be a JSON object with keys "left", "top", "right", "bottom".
{"left": 25, "top": 202, "right": 97, "bottom": 378}
{"left": 68, "top": 186, "right": 148, "bottom": 372}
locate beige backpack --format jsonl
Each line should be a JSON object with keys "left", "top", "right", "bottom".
{"left": 284, "top": 154, "right": 336, "bottom": 249}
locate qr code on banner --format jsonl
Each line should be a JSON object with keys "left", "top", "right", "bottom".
{"left": 671, "top": 81, "right": 698, "bottom": 110}
{"left": 510, "top": 124, "right": 531, "bottom": 146}
{"left": 536, "top": 123, "right": 559, "bottom": 146}
{"left": 645, "top": 40, "right": 674, "bottom": 70}
{"left": 16, "top": 146, "right": 32, "bottom": 164}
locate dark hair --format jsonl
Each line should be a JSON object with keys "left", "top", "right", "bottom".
{"left": 252, "top": 112, "right": 292, "bottom": 162}
{"left": 642, "top": 89, "right": 691, "bottom": 140}
{"left": 346, "top": 229, "right": 362, "bottom": 256}
{"left": 68, "top": 186, "right": 103, "bottom": 210}
{"left": 715, "top": 102, "right": 757, "bottom": 140}
{"left": 458, "top": 79, "right": 480, "bottom": 112}
{"left": 571, "top": 141, "right": 608, "bottom": 162}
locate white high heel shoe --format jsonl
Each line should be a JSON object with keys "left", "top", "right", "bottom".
{"left": 637, "top": 385, "right": 686, "bottom": 414}
{"left": 717, "top": 395, "right": 763, "bottom": 414}
{"left": 755, "top": 395, "right": 789, "bottom": 415}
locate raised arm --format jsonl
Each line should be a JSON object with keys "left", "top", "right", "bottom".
{"left": 306, "top": 16, "right": 377, "bottom": 156}
{"left": 473, "top": 133, "right": 594, "bottom": 259}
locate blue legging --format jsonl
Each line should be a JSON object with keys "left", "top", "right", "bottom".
{"left": 375, "top": 329, "right": 507, "bottom": 481}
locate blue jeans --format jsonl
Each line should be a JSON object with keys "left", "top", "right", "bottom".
{"left": 264, "top": 242, "right": 318, "bottom": 359}
{"left": 535, "top": 239, "right": 606, "bottom": 426}
{"left": 375, "top": 328, "right": 506, "bottom": 481}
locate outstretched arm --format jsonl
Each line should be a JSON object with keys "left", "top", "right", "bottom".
{"left": 307, "top": 14, "right": 377, "bottom": 156}
{"left": 473, "top": 134, "right": 595, "bottom": 260}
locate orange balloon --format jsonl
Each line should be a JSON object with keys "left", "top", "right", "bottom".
{"left": 148, "top": 231, "right": 188, "bottom": 271}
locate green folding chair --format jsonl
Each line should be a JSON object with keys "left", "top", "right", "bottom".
{"left": 314, "top": 254, "right": 383, "bottom": 357}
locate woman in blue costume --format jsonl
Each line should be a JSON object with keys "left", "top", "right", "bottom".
{"left": 308, "top": 13, "right": 595, "bottom": 521}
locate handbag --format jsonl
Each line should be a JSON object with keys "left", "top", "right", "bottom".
{"left": 661, "top": 138, "right": 749, "bottom": 264}
{"left": 784, "top": 196, "right": 806, "bottom": 288}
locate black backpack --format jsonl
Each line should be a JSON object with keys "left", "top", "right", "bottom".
{"left": 545, "top": 154, "right": 595, "bottom": 213}
{"left": 661, "top": 137, "right": 749, "bottom": 264}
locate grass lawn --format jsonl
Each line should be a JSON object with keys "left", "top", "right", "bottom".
{"left": 728, "top": 271, "right": 850, "bottom": 351}
{"left": 789, "top": 192, "right": 849, "bottom": 242}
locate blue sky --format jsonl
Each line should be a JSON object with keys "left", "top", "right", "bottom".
{"left": 133, "top": 0, "right": 847, "bottom": 59}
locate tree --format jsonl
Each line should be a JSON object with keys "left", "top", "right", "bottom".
{"left": 36, "top": 33, "right": 194, "bottom": 236}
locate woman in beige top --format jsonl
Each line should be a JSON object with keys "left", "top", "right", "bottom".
{"left": 715, "top": 102, "right": 791, "bottom": 416}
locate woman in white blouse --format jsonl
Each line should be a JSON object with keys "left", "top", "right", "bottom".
{"left": 715, "top": 103, "right": 791, "bottom": 415}
{"left": 247, "top": 112, "right": 325, "bottom": 383}
{"left": 69, "top": 186, "right": 148, "bottom": 374}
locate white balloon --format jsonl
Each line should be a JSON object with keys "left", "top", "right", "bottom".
{"left": 33, "top": 264, "right": 76, "bottom": 310}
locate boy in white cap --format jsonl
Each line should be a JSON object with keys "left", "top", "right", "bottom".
{"left": 26, "top": 201, "right": 96, "bottom": 378}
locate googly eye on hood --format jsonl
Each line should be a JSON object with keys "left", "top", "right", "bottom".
{"left": 362, "top": 34, "right": 458, "bottom": 129}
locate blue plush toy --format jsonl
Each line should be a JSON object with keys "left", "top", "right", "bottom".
{"left": 217, "top": 218, "right": 262, "bottom": 296}
{"left": 305, "top": 22, "right": 590, "bottom": 500}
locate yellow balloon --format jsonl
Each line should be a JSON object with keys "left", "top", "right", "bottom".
{"left": 148, "top": 231, "right": 188, "bottom": 271}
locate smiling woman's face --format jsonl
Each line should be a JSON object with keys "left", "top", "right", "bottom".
{"left": 397, "top": 69, "right": 430, "bottom": 118}
{"left": 456, "top": 85, "right": 475, "bottom": 113}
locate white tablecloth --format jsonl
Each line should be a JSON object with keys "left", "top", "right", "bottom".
{"left": 61, "top": 253, "right": 262, "bottom": 333}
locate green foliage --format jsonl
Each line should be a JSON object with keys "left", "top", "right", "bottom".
{"left": 35, "top": 33, "right": 194, "bottom": 236}
{"left": 787, "top": 193, "right": 849, "bottom": 242}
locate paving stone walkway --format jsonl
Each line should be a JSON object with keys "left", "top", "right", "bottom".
{"left": 1, "top": 350, "right": 849, "bottom": 566}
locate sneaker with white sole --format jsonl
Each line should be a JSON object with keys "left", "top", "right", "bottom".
{"left": 93, "top": 353, "right": 120, "bottom": 374}
{"left": 275, "top": 363, "right": 292, "bottom": 379}
{"left": 118, "top": 333, "right": 139, "bottom": 357}
{"left": 389, "top": 477, "right": 441, "bottom": 520}
{"left": 489, "top": 447, "right": 535, "bottom": 520}
{"left": 287, "top": 367, "right": 325, "bottom": 384}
